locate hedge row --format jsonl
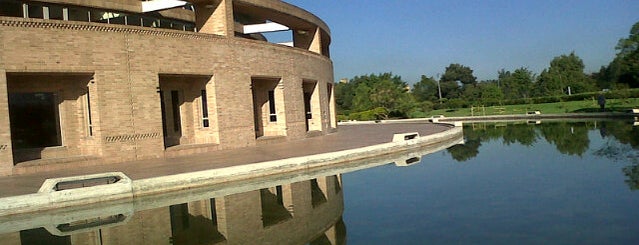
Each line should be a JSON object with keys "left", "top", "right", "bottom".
{"left": 433, "top": 88, "right": 639, "bottom": 109}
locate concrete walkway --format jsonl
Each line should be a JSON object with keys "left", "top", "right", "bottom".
{"left": 0, "top": 123, "right": 451, "bottom": 198}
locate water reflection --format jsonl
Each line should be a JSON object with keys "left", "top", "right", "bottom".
{"left": 1, "top": 177, "right": 346, "bottom": 245}
{"left": 449, "top": 120, "right": 639, "bottom": 190}
{"left": 0, "top": 132, "right": 464, "bottom": 244}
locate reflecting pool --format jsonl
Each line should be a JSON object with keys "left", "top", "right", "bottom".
{"left": 1, "top": 120, "right": 638, "bottom": 244}
{"left": 344, "top": 120, "right": 639, "bottom": 244}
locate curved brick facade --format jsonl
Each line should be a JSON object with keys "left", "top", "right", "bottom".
{"left": 0, "top": 0, "right": 336, "bottom": 175}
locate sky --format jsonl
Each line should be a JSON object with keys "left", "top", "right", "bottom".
{"left": 284, "top": 0, "right": 639, "bottom": 84}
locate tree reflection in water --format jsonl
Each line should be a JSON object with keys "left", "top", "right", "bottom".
{"left": 449, "top": 120, "right": 639, "bottom": 190}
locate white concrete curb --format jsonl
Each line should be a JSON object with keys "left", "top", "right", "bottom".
{"left": 0, "top": 123, "right": 463, "bottom": 216}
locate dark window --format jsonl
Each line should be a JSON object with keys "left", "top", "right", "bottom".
{"left": 169, "top": 203, "right": 190, "bottom": 233}
{"left": 9, "top": 92, "right": 61, "bottom": 149}
{"left": 127, "top": 16, "right": 142, "bottom": 26}
{"left": 47, "top": 5, "right": 64, "bottom": 20}
{"left": 86, "top": 87, "right": 93, "bottom": 136}
{"left": 304, "top": 92, "right": 312, "bottom": 119}
{"left": 27, "top": 4, "right": 43, "bottom": 19}
{"left": 171, "top": 90, "right": 181, "bottom": 132}
{"left": 160, "top": 91, "right": 167, "bottom": 136}
{"left": 201, "top": 90, "right": 209, "bottom": 128}
{"left": 210, "top": 198, "right": 217, "bottom": 226}
{"left": 0, "top": 2, "right": 24, "bottom": 17}
{"left": 268, "top": 90, "right": 276, "bottom": 122}
{"left": 67, "top": 7, "right": 88, "bottom": 22}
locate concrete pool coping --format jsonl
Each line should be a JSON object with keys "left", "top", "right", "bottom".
{"left": 0, "top": 122, "right": 463, "bottom": 216}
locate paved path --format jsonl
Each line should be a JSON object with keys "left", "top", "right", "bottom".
{"left": 0, "top": 123, "right": 451, "bottom": 198}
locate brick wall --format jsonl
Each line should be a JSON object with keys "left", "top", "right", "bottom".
{"left": 0, "top": 17, "right": 334, "bottom": 174}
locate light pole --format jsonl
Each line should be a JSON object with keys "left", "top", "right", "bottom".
{"left": 437, "top": 73, "right": 442, "bottom": 104}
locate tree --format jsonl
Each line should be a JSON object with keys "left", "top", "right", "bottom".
{"left": 439, "top": 80, "right": 461, "bottom": 99}
{"left": 613, "top": 21, "right": 639, "bottom": 88}
{"left": 335, "top": 82, "right": 355, "bottom": 113}
{"left": 534, "top": 52, "right": 596, "bottom": 96}
{"left": 441, "top": 63, "right": 477, "bottom": 87}
{"left": 500, "top": 68, "right": 534, "bottom": 99}
{"left": 412, "top": 75, "right": 439, "bottom": 102}
{"left": 477, "top": 81, "right": 503, "bottom": 104}
{"left": 339, "top": 73, "right": 416, "bottom": 118}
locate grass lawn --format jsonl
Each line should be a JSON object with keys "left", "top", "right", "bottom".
{"left": 415, "top": 98, "right": 639, "bottom": 118}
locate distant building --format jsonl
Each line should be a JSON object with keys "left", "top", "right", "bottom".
{"left": 0, "top": 0, "right": 336, "bottom": 175}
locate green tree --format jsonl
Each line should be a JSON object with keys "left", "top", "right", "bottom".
{"left": 613, "top": 21, "right": 639, "bottom": 88}
{"left": 412, "top": 75, "right": 439, "bottom": 102}
{"left": 439, "top": 80, "right": 461, "bottom": 99}
{"left": 439, "top": 63, "right": 477, "bottom": 101}
{"left": 335, "top": 82, "right": 354, "bottom": 113}
{"left": 534, "top": 52, "right": 596, "bottom": 96}
{"left": 441, "top": 63, "right": 477, "bottom": 87}
{"left": 477, "top": 81, "right": 503, "bottom": 104}
{"left": 500, "top": 68, "right": 534, "bottom": 99}
{"left": 341, "top": 73, "right": 416, "bottom": 118}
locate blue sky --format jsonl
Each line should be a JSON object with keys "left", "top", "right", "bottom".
{"left": 285, "top": 0, "right": 639, "bottom": 84}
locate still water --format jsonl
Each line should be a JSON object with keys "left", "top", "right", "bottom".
{"left": 0, "top": 120, "right": 638, "bottom": 244}
{"left": 344, "top": 120, "right": 639, "bottom": 244}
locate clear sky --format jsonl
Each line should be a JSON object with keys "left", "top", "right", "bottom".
{"left": 285, "top": 0, "right": 639, "bottom": 84}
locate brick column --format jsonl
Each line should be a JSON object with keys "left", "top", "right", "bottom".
{"left": 195, "top": 0, "right": 234, "bottom": 36}
{"left": 0, "top": 70, "right": 13, "bottom": 175}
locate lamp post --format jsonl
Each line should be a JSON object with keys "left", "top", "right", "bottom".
{"left": 437, "top": 73, "right": 442, "bottom": 104}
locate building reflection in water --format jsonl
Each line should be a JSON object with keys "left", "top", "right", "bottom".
{"left": 1, "top": 175, "right": 346, "bottom": 245}
{"left": 0, "top": 131, "right": 464, "bottom": 245}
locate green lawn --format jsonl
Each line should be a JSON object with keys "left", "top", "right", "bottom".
{"left": 415, "top": 98, "right": 639, "bottom": 118}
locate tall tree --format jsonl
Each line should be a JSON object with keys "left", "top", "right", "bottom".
{"left": 441, "top": 63, "right": 477, "bottom": 87}
{"left": 412, "top": 75, "right": 439, "bottom": 102}
{"left": 534, "top": 52, "right": 596, "bottom": 96}
{"left": 501, "top": 68, "right": 534, "bottom": 99}
{"left": 341, "top": 73, "right": 416, "bottom": 118}
{"left": 613, "top": 21, "right": 639, "bottom": 88}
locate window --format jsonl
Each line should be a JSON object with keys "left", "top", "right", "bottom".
{"left": 86, "top": 87, "right": 93, "bottom": 136}
{"left": 67, "top": 7, "right": 88, "bottom": 21}
{"left": 171, "top": 90, "right": 181, "bottom": 132}
{"left": 0, "top": 2, "right": 24, "bottom": 17}
{"left": 47, "top": 5, "right": 65, "bottom": 20}
{"left": 27, "top": 4, "right": 44, "bottom": 19}
{"left": 9, "top": 92, "right": 61, "bottom": 148}
{"left": 304, "top": 92, "right": 312, "bottom": 119}
{"left": 268, "top": 90, "right": 276, "bottom": 122}
{"left": 201, "top": 90, "right": 209, "bottom": 128}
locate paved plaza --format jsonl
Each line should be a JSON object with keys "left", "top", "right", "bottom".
{"left": 0, "top": 123, "right": 451, "bottom": 198}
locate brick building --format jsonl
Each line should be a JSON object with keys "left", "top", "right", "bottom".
{"left": 0, "top": 0, "right": 336, "bottom": 175}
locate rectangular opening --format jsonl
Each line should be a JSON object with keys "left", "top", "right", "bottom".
{"left": 57, "top": 214, "right": 127, "bottom": 232}
{"left": 86, "top": 87, "right": 93, "bottom": 136}
{"left": 201, "top": 90, "right": 209, "bottom": 128}
{"left": 0, "top": 1, "right": 24, "bottom": 17}
{"left": 47, "top": 5, "right": 65, "bottom": 20}
{"left": 67, "top": 7, "right": 88, "bottom": 21}
{"left": 54, "top": 176, "right": 121, "bottom": 191}
{"left": 252, "top": 77, "right": 284, "bottom": 138}
{"left": 405, "top": 157, "right": 421, "bottom": 165}
{"left": 171, "top": 90, "right": 181, "bottom": 132}
{"left": 268, "top": 90, "right": 277, "bottom": 122}
{"left": 304, "top": 92, "right": 312, "bottom": 120}
{"left": 9, "top": 92, "right": 62, "bottom": 149}
{"left": 27, "top": 4, "right": 44, "bottom": 19}
{"left": 404, "top": 134, "right": 418, "bottom": 140}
